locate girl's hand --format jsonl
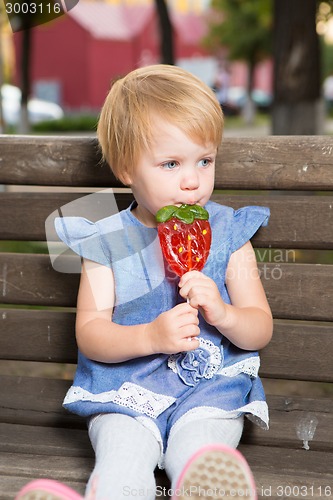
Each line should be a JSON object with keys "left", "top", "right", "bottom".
{"left": 179, "top": 271, "right": 227, "bottom": 327}
{"left": 146, "top": 303, "right": 200, "bottom": 354}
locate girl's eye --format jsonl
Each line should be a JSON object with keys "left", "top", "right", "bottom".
{"left": 198, "top": 158, "right": 212, "bottom": 168}
{"left": 162, "top": 161, "right": 178, "bottom": 170}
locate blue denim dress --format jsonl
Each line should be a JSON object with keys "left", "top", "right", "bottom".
{"left": 55, "top": 200, "right": 270, "bottom": 462}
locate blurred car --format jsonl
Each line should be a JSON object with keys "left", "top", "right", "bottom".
{"left": 1, "top": 84, "right": 64, "bottom": 126}
{"left": 226, "top": 86, "right": 273, "bottom": 113}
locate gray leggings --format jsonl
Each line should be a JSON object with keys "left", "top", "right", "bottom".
{"left": 86, "top": 413, "right": 244, "bottom": 499}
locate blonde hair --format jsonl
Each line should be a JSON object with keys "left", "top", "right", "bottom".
{"left": 97, "top": 64, "right": 224, "bottom": 184}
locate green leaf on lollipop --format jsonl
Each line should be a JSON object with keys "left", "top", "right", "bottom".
{"left": 156, "top": 204, "right": 209, "bottom": 224}
{"left": 156, "top": 205, "right": 178, "bottom": 223}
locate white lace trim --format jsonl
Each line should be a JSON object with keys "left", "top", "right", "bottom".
{"left": 168, "top": 338, "right": 222, "bottom": 379}
{"left": 64, "top": 382, "right": 176, "bottom": 419}
{"left": 167, "top": 356, "right": 177, "bottom": 374}
{"left": 64, "top": 386, "right": 117, "bottom": 406}
{"left": 217, "top": 356, "right": 260, "bottom": 379}
{"left": 201, "top": 338, "right": 223, "bottom": 377}
{"left": 168, "top": 401, "right": 269, "bottom": 442}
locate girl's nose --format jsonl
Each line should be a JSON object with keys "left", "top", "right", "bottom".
{"left": 180, "top": 168, "right": 200, "bottom": 190}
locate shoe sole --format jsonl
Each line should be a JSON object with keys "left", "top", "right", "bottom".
{"left": 174, "top": 444, "right": 257, "bottom": 500}
{"left": 15, "top": 479, "right": 82, "bottom": 500}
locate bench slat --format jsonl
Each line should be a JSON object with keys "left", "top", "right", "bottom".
{"left": 0, "top": 309, "right": 77, "bottom": 363}
{"left": 1, "top": 310, "right": 332, "bottom": 382}
{"left": 1, "top": 135, "right": 333, "bottom": 190}
{"left": 1, "top": 254, "right": 332, "bottom": 321}
{"left": 2, "top": 393, "right": 333, "bottom": 459}
{"left": 0, "top": 253, "right": 79, "bottom": 308}
{"left": 0, "top": 439, "right": 332, "bottom": 499}
{"left": 242, "top": 394, "right": 333, "bottom": 452}
{"left": 0, "top": 452, "right": 91, "bottom": 498}
{"left": 240, "top": 445, "right": 333, "bottom": 495}
{"left": 1, "top": 377, "right": 332, "bottom": 453}
{"left": 213, "top": 193, "right": 333, "bottom": 249}
{"left": 0, "top": 375, "right": 82, "bottom": 429}
{"left": 0, "top": 423, "right": 93, "bottom": 457}
{"left": 1, "top": 192, "right": 333, "bottom": 249}
{"left": 260, "top": 320, "right": 333, "bottom": 382}
{"left": 0, "top": 135, "right": 121, "bottom": 188}
{"left": 260, "top": 262, "right": 333, "bottom": 321}
{"left": 0, "top": 192, "right": 134, "bottom": 241}
{"left": 215, "top": 135, "right": 333, "bottom": 190}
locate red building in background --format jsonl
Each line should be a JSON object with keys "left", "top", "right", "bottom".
{"left": 13, "top": 2, "right": 210, "bottom": 111}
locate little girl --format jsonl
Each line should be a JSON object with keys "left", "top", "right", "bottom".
{"left": 16, "top": 64, "right": 272, "bottom": 500}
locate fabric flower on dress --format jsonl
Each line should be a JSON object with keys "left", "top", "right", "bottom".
{"left": 168, "top": 338, "right": 223, "bottom": 387}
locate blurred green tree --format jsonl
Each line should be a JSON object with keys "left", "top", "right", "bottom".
{"left": 205, "top": 0, "right": 333, "bottom": 133}
{"left": 204, "top": 0, "right": 272, "bottom": 123}
{"left": 317, "top": 0, "right": 333, "bottom": 81}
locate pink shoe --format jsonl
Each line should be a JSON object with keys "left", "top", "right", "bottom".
{"left": 172, "top": 444, "right": 257, "bottom": 500}
{"left": 15, "top": 479, "right": 83, "bottom": 500}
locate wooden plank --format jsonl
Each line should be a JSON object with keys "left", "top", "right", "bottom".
{"left": 212, "top": 193, "right": 333, "bottom": 250}
{"left": 215, "top": 136, "right": 333, "bottom": 190}
{"left": 1, "top": 135, "right": 333, "bottom": 190}
{"left": 242, "top": 394, "right": 333, "bottom": 452}
{"left": 1, "top": 375, "right": 333, "bottom": 452}
{"left": 258, "top": 262, "right": 333, "bottom": 321}
{"left": 0, "top": 423, "right": 93, "bottom": 458}
{"left": 0, "top": 452, "right": 92, "bottom": 489}
{"left": 0, "top": 309, "right": 77, "bottom": 363}
{"left": 1, "top": 253, "right": 332, "bottom": 321}
{"left": 240, "top": 445, "right": 333, "bottom": 499}
{"left": 0, "top": 375, "right": 82, "bottom": 428}
{"left": 1, "top": 311, "right": 333, "bottom": 382}
{"left": 0, "top": 192, "right": 134, "bottom": 241}
{"left": 259, "top": 320, "right": 333, "bottom": 382}
{"left": 0, "top": 446, "right": 332, "bottom": 500}
{"left": 0, "top": 253, "right": 80, "bottom": 307}
{"left": 1, "top": 192, "right": 333, "bottom": 249}
{"left": 1, "top": 391, "right": 332, "bottom": 454}
{"left": 0, "top": 135, "right": 120, "bottom": 188}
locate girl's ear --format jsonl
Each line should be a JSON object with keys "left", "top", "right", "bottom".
{"left": 121, "top": 172, "right": 132, "bottom": 186}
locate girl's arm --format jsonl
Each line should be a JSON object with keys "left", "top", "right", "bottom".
{"left": 75, "top": 259, "right": 200, "bottom": 363}
{"left": 220, "top": 240, "right": 273, "bottom": 350}
{"left": 179, "top": 241, "right": 273, "bottom": 351}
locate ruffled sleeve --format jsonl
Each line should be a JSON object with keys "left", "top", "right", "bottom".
{"left": 54, "top": 216, "right": 110, "bottom": 267}
{"left": 228, "top": 206, "right": 270, "bottom": 253}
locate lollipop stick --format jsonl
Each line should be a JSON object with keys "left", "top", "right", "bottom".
{"left": 187, "top": 235, "right": 192, "bottom": 272}
{"left": 186, "top": 237, "right": 192, "bottom": 305}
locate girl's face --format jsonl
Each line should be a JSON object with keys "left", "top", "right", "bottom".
{"left": 126, "top": 116, "right": 217, "bottom": 227}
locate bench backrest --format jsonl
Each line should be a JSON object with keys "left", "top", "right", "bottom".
{"left": 1, "top": 135, "right": 333, "bottom": 435}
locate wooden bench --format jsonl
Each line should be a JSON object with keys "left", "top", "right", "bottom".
{"left": 0, "top": 135, "right": 333, "bottom": 499}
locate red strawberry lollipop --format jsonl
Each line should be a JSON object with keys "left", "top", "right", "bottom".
{"left": 156, "top": 204, "right": 211, "bottom": 277}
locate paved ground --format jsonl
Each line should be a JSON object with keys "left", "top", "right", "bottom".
{"left": 224, "top": 123, "right": 270, "bottom": 137}
{"left": 224, "top": 118, "right": 333, "bottom": 137}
